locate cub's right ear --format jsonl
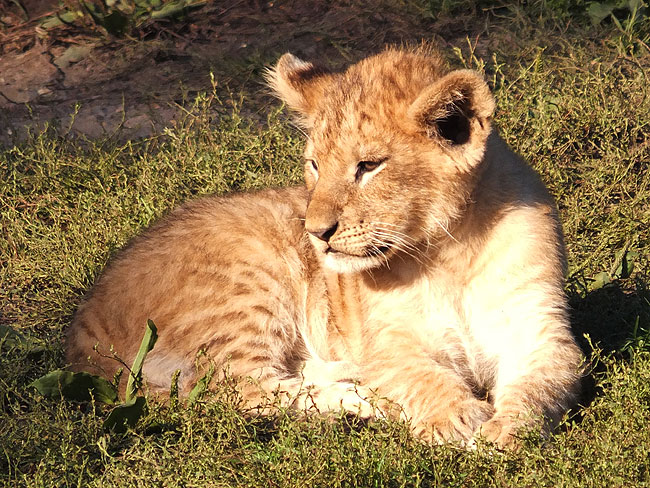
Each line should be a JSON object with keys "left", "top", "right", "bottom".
{"left": 408, "top": 69, "right": 495, "bottom": 148}
{"left": 265, "top": 53, "right": 333, "bottom": 128}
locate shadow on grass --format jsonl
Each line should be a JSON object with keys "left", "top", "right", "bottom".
{"left": 568, "top": 277, "right": 650, "bottom": 414}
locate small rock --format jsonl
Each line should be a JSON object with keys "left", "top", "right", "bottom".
{"left": 72, "top": 111, "right": 104, "bottom": 139}
{"left": 124, "top": 114, "right": 151, "bottom": 129}
{"left": 123, "top": 114, "right": 153, "bottom": 139}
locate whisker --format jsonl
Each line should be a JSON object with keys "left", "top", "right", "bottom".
{"left": 364, "top": 268, "right": 379, "bottom": 286}
{"left": 369, "top": 232, "right": 429, "bottom": 267}
{"left": 373, "top": 237, "right": 422, "bottom": 262}
{"left": 430, "top": 215, "right": 459, "bottom": 243}
{"left": 371, "top": 225, "right": 437, "bottom": 266}
{"left": 367, "top": 242, "right": 391, "bottom": 269}
{"left": 371, "top": 221, "right": 443, "bottom": 250}
{"left": 289, "top": 121, "right": 312, "bottom": 142}
{"left": 372, "top": 228, "right": 423, "bottom": 255}
{"left": 373, "top": 230, "right": 419, "bottom": 251}
{"left": 371, "top": 226, "right": 417, "bottom": 244}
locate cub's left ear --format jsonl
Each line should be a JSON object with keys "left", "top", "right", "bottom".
{"left": 265, "top": 53, "right": 334, "bottom": 128}
{"left": 408, "top": 70, "right": 495, "bottom": 147}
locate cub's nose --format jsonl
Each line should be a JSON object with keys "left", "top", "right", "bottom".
{"left": 307, "top": 222, "right": 338, "bottom": 242}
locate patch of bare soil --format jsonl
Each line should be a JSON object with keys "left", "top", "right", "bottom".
{"left": 0, "top": 0, "right": 485, "bottom": 146}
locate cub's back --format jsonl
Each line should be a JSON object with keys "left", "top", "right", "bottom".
{"left": 66, "top": 186, "right": 310, "bottom": 391}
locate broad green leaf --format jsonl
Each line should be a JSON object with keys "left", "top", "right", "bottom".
{"left": 103, "top": 396, "right": 147, "bottom": 433}
{"left": 150, "top": 0, "right": 206, "bottom": 19}
{"left": 30, "top": 370, "right": 118, "bottom": 404}
{"left": 591, "top": 271, "right": 612, "bottom": 290}
{"left": 626, "top": 0, "right": 646, "bottom": 12}
{"left": 125, "top": 319, "right": 158, "bottom": 403}
{"left": 614, "top": 250, "right": 638, "bottom": 279}
{"left": 40, "top": 10, "right": 81, "bottom": 29}
{"left": 587, "top": 2, "right": 616, "bottom": 24}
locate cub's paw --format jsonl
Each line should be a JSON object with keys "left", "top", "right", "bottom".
{"left": 300, "top": 382, "right": 378, "bottom": 419}
{"left": 416, "top": 397, "right": 495, "bottom": 445}
{"left": 302, "top": 359, "right": 363, "bottom": 384}
{"left": 475, "top": 414, "right": 527, "bottom": 449}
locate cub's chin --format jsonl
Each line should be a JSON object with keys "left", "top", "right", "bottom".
{"left": 322, "top": 251, "right": 384, "bottom": 273}
{"left": 321, "top": 247, "right": 391, "bottom": 274}
{"left": 308, "top": 235, "right": 394, "bottom": 273}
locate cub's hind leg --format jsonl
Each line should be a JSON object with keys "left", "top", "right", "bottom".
{"left": 169, "top": 302, "right": 375, "bottom": 418}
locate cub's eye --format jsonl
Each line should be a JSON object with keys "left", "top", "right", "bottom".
{"left": 355, "top": 160, "right": 384, "bottom": 181}
{"left": 306, "top": 159, "right": 318, "bottom": 172}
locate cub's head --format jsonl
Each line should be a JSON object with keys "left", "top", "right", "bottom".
{"left": 267, "top": 48, "right": 495, "bottom": 273}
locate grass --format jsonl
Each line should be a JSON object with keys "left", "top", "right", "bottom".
{"left": 2, "top": 2, "right": 650, "bottom": 486}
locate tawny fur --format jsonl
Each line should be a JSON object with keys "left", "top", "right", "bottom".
{"left": 66, "top": 47, "right": 582, "bottom": 447}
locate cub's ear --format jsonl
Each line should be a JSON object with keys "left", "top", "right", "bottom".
{"left": 265, "top": 53, "right": 333, "bottom": 128}
{"left": 408, "top": 70, "right": 495, "bottom": 147}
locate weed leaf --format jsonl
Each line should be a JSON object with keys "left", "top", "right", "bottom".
{"left": 40, "top": 10, "right": 80, "bottom": 29}
{"left": 188, "top": 365, "right": 214, "bottom": 405}
{"left": 30, "top": 370, "right": 118, "bottom": 404}
{"left": 591, "top": 271, "right": 612, "bottom": 290}
{"left": 587, "top": 0, "right": 647, "bottom": 25}
{"left": 103, "top": 396, "right": 148, "bottom": 433}
{"left": 614, "top": 250, "right": 638, "bottom": 279}
{"left": 125, "top": 319, "right": 158, "bottom": 403}
{"left": 150, "top": 0, "right": 207, "bottom": 20}
{"left": 587, "top": 2, "right": 617, "bottom": 24}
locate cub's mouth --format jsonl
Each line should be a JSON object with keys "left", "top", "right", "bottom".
{"left": 324, "top": 244, "right": 391, "bottom": 257}
{"left": 322, "top": 243, "right": 394, "bottom": 273}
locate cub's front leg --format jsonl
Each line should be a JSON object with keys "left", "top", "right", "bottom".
{"left": 475, "top": 309, "right": 583, "bottom": 448}
{"left": 467, "top": 263, "right": 583, "bottom": 446}
{"left": 363, "top": 327, "right": 494, "bottom": 444}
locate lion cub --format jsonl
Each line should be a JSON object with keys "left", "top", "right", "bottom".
{"left": 66, "top": 47, "right": 582, "bottom": 447}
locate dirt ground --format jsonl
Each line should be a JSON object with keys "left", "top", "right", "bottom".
{"left": 0, "top": 0, "right": 487, "bottom": 146}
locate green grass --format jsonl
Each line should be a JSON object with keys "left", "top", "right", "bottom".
{"left": 2, "top": 4, "right": 650, "bottom": 487}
